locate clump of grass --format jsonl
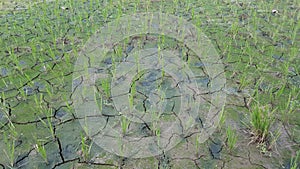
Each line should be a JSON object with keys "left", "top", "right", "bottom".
{"left": 249, "top": 103, "right": 275, "bottom": 144}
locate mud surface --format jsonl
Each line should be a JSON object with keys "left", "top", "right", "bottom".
{"left": 0, "top": 0, "right": 299, "bottom": 168}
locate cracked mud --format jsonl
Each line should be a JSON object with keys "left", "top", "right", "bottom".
{"left": 0, "top": 0, "right": 299, "bottom": 169}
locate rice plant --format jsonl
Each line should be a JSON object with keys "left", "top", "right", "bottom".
{"left": 129, "top": 81, "right": 136, "bottom": 110}
{"left": 38, "top": 107, "right": 55, "bottom": 140}
{"left": 3, "top": 123, "right": 17, "bottom": 167}
{"left": 249, "top": 103, "right": 276, "bottom": 144}
{"left": 218, "top": 105, "right": 226, "bottom": 129}
{"left": 121, "top": 115, "right": 130, "bottom": 135}
{"left": 101, "top": 78, "right": 111, "bottom": 98}
{"left": 34, "top": 139, "right": 49, "bottom": 165}
{"left": 290, "top": 150, "right": 300, "bottom": 169}
{"left": 0, "top": 0, "right": 299, "bottom": 168}
{"left": 80, "top": 133, "right": 93, "bottom": 161}
{"left": 226, "top": 126, "right": 237, "bottom": 152}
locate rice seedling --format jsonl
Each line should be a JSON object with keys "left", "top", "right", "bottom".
{"left": 290, "top": 150, "right": 300, "bottom": 169}
{"left": 0, "top": 95, "right": 14, "bottom": 127}
{"left": 226, "top": 125, "right": 237, "bottom": 152}
{"left": 248, "top": 103, "right": 276, "bottom": 144}
{"left": 0, "top": 0, "right": 299, "bottom": 167}
{"left": 134, "top": 49, "right": 142, "bottom": 75}
{"left": 121, "top": 115, "right": 130, "bottom": 135}
{"left": 94, "top": 92, "right": 103, "bottom": 113}
{"left": 114, "top": 45, "right": 123, "bottom": 59}
{"left": 101, "top": 78, "right": 110, "bottom": 98}
{"left": 275, "top": 86, "right": 299, "bottom": 123}
{"left": 194, "top": 133, "right": 200, "bottom": 152}
{"left": 155, "top": 127, "right": 161, "bottom": 146}
{"left": 237, "top": 71, "right": 251, "bottom": 92}
{"left": 34, "top": 138, "right": 49, "bottom": 165}
{"left": 128, "top": 77, "right": 138, "bottom": 110}
{"left": 267, "top": 129, "right": 281, "bottom": 153}
{"left": 80, "top": 132, "right": 93, "bottom": 161}
{"left": 3, "top": 123, "right": 17, "bottom": 167}
{"left": 218, "top": 105, "right": 226, "bottom": 129}
{"left": 38, "top": 107, "right": 55, "bottom": 140}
